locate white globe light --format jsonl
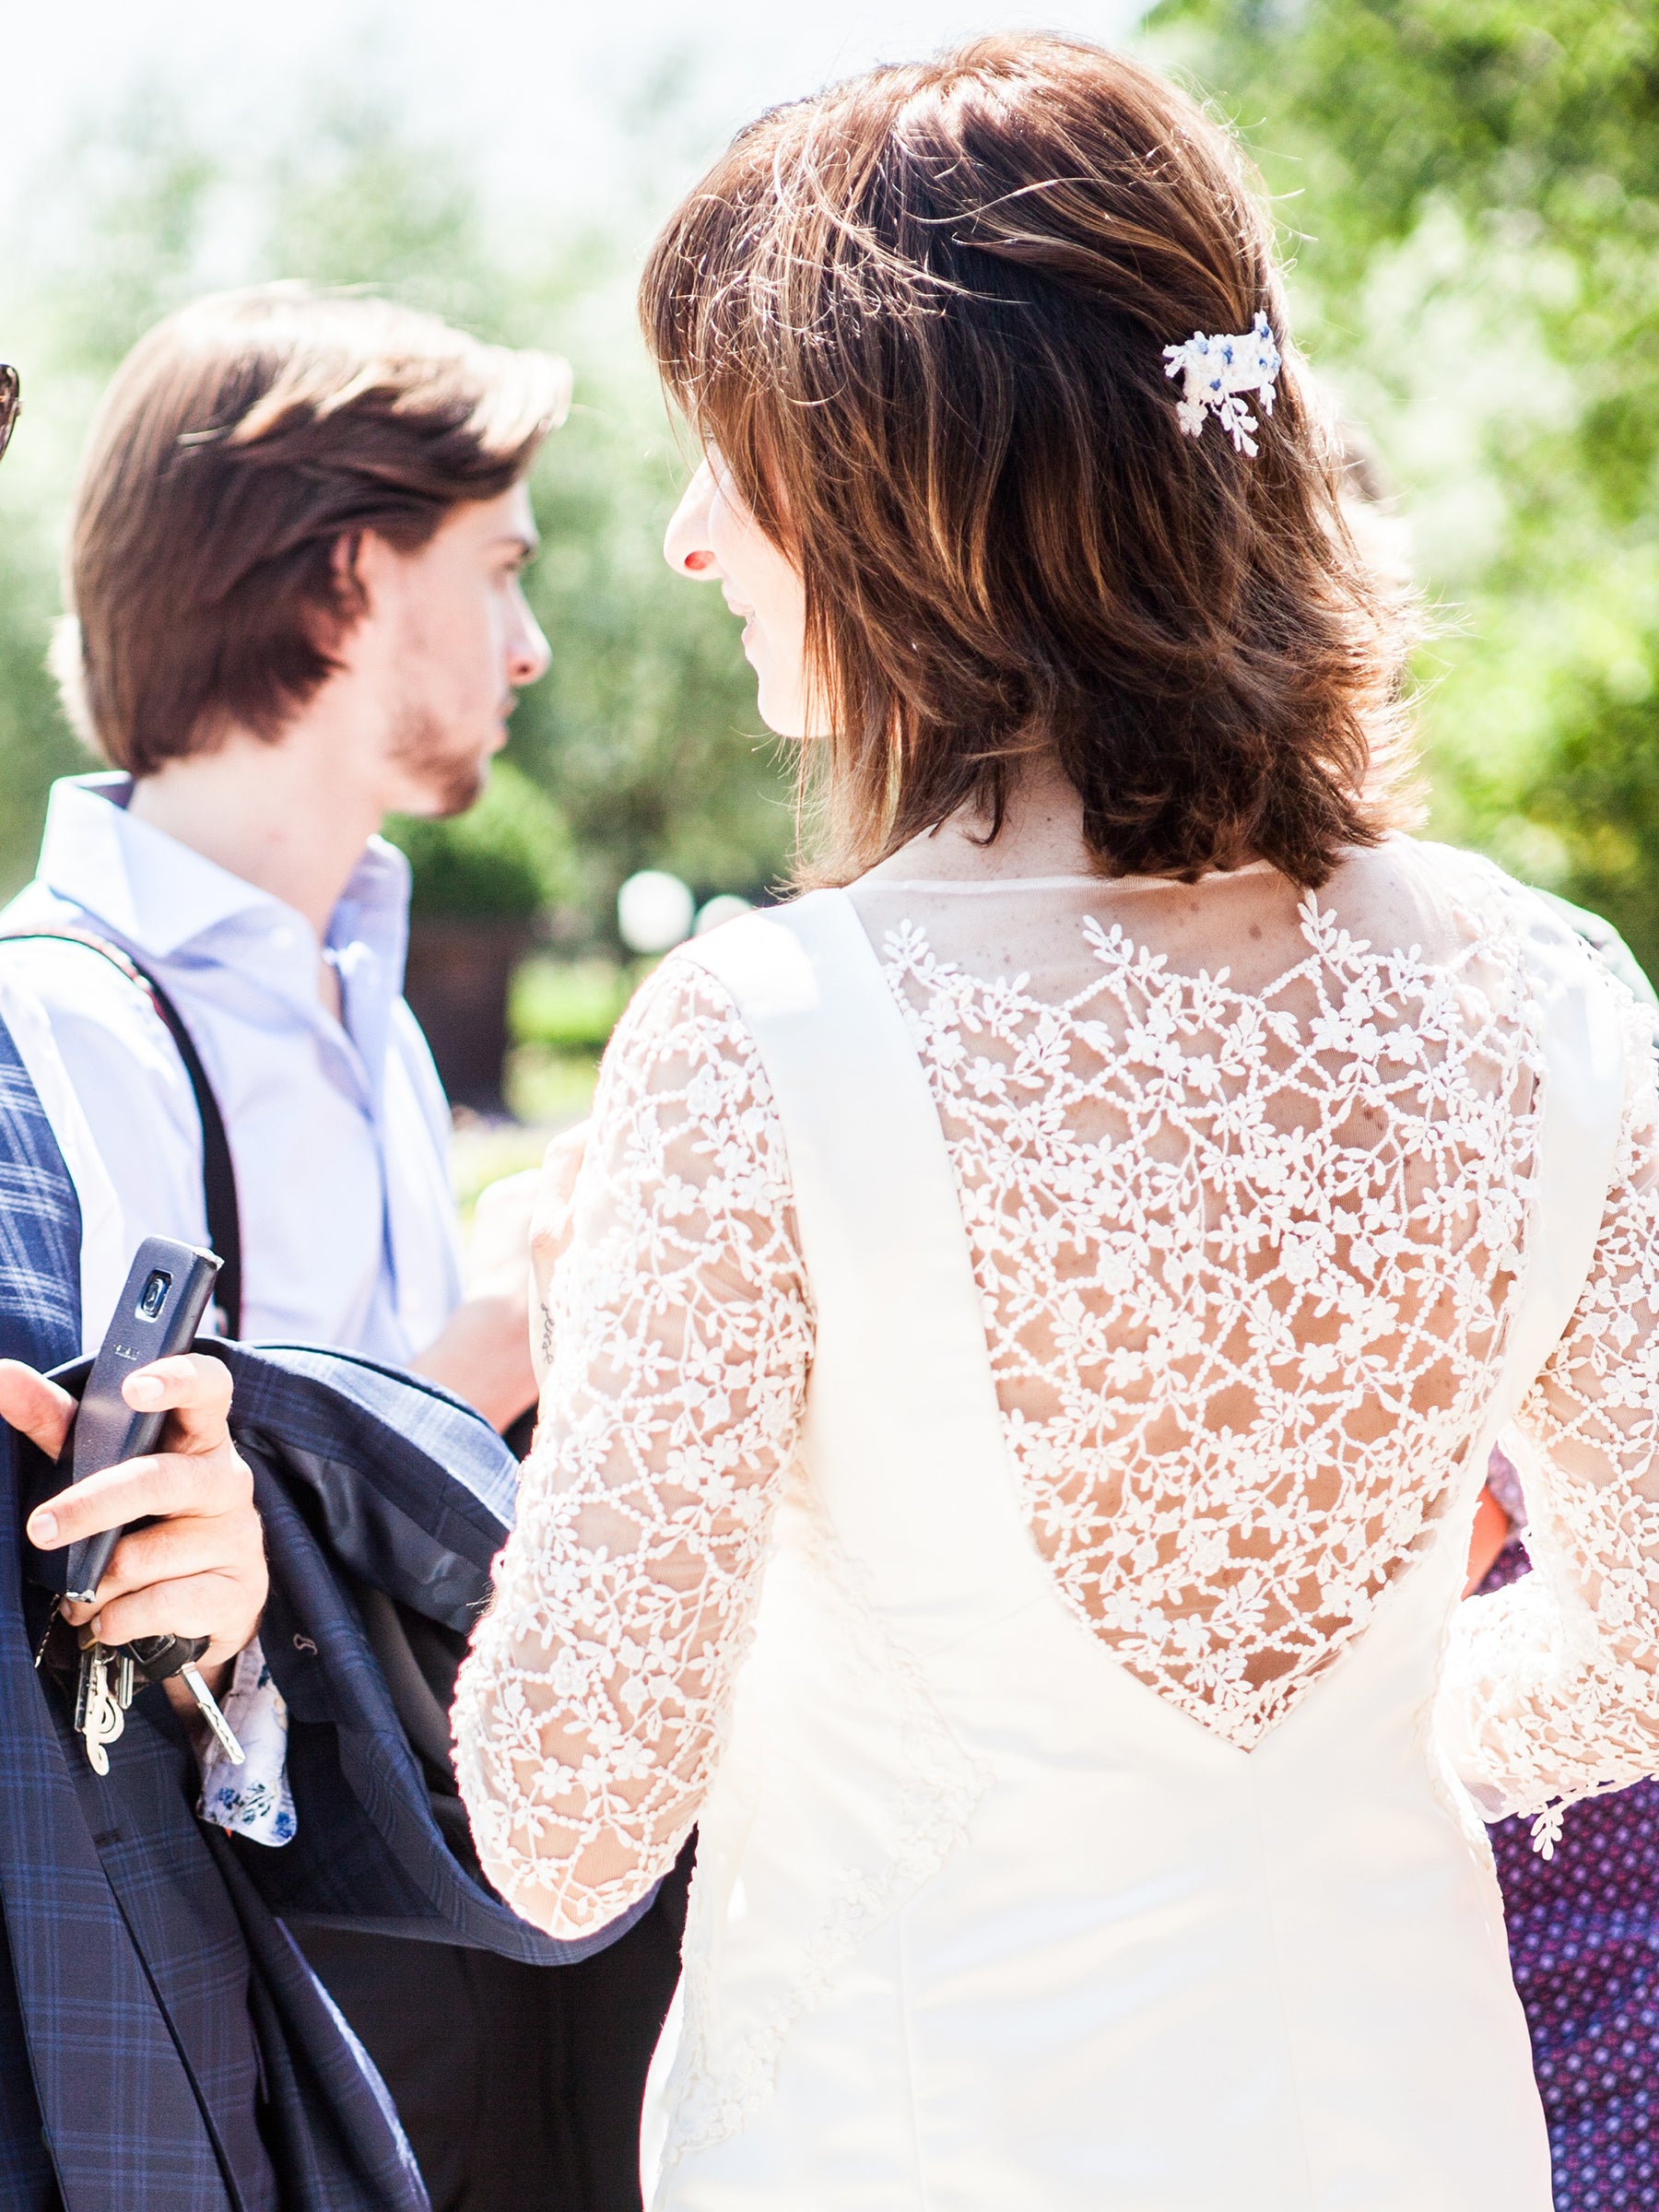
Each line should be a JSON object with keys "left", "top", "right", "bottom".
{"left": 694, "top": 894, "right": 754, "bottom": 936}
{"left": 618, "top": 869, "right": 695, "bottom": 955}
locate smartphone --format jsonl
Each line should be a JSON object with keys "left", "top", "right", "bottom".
{"left": 58, "top": 1237, "right": 223, "bottom": 1605}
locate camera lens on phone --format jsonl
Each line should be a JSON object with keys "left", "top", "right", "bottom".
{"left": 137, "top": 1269, "right": 172, "bottom": 1320}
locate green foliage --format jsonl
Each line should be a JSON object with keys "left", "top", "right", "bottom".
{"left": 510, "top": 956, "right": 632, "bottom": 1053}
{"left": 0, "top": 80, "right": 790, "bottom": 935}
{"left": 383, "top": 762, "right": 575, "bottom": 921}
{"left": 0, "top": 477, "right": 81, "bottom": 890}
{"left": 1150, "top": 0, "right": 1659, "bottom": 971}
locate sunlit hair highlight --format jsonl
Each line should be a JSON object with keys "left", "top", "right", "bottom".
{"left": 641, "top": 34, "right": 1418, "bottom": 888}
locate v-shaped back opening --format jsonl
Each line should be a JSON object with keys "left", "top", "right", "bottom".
{"left": 839, "top": 842, "right": 1547, "bottom": 1749}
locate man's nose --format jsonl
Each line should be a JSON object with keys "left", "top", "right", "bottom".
{"left": 664, "top": 459, "right": 720, "bottom": 579}
{"left": 509, "top": 597, "right": 551, "bottom": 688}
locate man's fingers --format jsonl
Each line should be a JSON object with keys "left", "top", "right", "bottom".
{"left": 88, "top": 1571, "right": 250, "bottom": 1660}
{"left": 535, "top": 1122, "right": 589, "bottom": 1226}
{"left": 541, "top": 1118, "right": 589, "bottom": 1182}
{"left": 0, "top": 1360, "right": 77, "bottom": 1466}
{"left": 531, "top": 1121, "right": 593, "bottom": 1370}
{"left": 84, "top": 1512, "right": 259, "bottom": 1608}
{"left": 469, "top": 1169, "right": 541, "bottom": 1301}
{"left": 27, "top": 1445, "right": 252, "bottom": 1552}
{"left": 122, "top": 1351, "right": 233, "bottom": 1449}
{"left": 25, "top": 1354, "right": 238, "bottom": 1551}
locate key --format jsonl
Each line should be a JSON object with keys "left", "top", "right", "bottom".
{"left": 125, "top": 1633, "right": 244, "bottom": 1767}
{"left": 65, "top": 1630, "right": 245, "bottom": 1772}
{"left": 75, "top": 1642, "right": 125, "bottom": 1776}
{"left": 71, "top": 1639, "right": 93, "bottom": 1735}
{"left": 177, "top": 1663, "right": 245, "bottom": 1768}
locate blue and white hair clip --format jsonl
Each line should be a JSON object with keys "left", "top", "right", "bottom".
{"left": 1162, "top": 312, "right": 1282, "bottom": 457}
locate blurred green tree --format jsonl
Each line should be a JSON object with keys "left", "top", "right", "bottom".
{"left": 1152, "top": 0, "right": 1659, "bottom": 970}
{"left": 0, "top": 80, "right": 789, "bottom": 938}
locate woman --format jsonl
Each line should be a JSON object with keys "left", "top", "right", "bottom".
{"left": 453, "top": 36, "right": 1659, "bottom": 2208}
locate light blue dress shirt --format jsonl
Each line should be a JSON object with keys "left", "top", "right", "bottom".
{"left": 3, "top": 772, "right": 464, "bottom": 1356}
{"left": 1, "top": 773, "right": 470, "bottom": 1848}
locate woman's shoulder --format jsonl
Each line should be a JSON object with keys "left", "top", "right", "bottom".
{"left": 1343, "top": 834, "right": 1627, "bottom": 971}
{"left": 1364, "top": 841, "right": 1656, "bottom": 1112}
{"left": 1349, "top": 830, "right": 1530, "bottom": 912}
{"left": 599, "top": 908, "right": 818, "bottom": 1103}
{"left": 584, "top": 928, "right": 799, "bottom": 1205}
{"left": 621, "top": 889, "right": 855, "bottom": 1040}
{"left": 598, "top": 889, "right": 875, "bottom": 1139}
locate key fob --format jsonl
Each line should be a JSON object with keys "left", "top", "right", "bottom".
{"left": 124, "top": 1632, "right": 211, "bottom": 1687}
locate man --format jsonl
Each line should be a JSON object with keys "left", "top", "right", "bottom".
{"left": 0, "top": 351, "right": 434, "bottom": 2212}
{"left": 1, "top": 293, "right": 687, "bottom": 2211}
{"left": 6, "top": 284, "right": 558, "bottom": 1418}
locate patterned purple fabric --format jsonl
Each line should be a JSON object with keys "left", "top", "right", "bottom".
{"left": 1482, "top": 1540, "right": 1659, "bottom": 2208}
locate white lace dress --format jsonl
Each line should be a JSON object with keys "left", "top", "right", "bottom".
{"left": 454, "top": 837, "right": 1659, "bottom": 2210}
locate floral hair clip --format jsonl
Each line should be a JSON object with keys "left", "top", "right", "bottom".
{"left": 1162, "top": 312, "right": 1281, "bottom": 457}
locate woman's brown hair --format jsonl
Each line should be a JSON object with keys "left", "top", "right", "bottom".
{"left": 59, "top": 284, "right": 570, "bottom": 775}
{"left": 641, "top": 35, "right": 1416, "bottom": 888}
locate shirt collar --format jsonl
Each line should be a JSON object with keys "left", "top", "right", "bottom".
{"left": 35, "top": 772, "right": 411, "bottom": 981}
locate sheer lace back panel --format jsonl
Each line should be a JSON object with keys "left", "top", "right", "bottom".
{"left": 849, "top": 845, "right": 1546, "bottom": 1748}
{"left": 457, "top": 841, "right": 1627, "bottom": 1939}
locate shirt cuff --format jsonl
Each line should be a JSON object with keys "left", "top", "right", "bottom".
{"left": 197, "top": 1635, "right": 297, "bottom": 1848}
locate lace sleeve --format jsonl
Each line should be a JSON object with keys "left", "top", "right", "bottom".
{"left": 1442, "top": 993, "right": 1659, "bottom": 1853}
{"left": 452, "top": 958, "right": 813, "bottom": 1937}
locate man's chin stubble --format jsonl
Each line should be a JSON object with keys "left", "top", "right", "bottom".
{"left": 388, "top": 706, "right": 490, "bottom": 818}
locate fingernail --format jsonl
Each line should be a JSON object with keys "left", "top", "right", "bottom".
{"left": 127, "top": 1373, "right": 164, "bottom": 1406}
{"left": 27, "top": 1510, "right": 56, "bottom": 1547}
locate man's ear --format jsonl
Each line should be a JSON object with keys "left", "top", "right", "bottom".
{"left": 305, "top": 531, "right": 371, "bottom": 663}
{"left": 331, "top": 529, "right": 368, "bottom": 609}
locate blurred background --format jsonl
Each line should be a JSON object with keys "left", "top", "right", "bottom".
{"left": 3, "top": 0, "right": 1655, "bottom": 1193}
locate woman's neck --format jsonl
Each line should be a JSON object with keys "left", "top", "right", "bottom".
{"left": 868, "top": 754, "right": 1097, "bottom": 885}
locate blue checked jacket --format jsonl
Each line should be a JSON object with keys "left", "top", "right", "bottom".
{"left": 0, "top": 1014, "right": 642, "bottom": 2212}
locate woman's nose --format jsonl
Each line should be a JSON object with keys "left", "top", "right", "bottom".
{"left": 664, "top": 459, "right": 721, "bottom": 579}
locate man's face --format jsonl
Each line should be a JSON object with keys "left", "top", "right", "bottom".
{"left": 346, "top": 480, "right": 550, "bottom": 819}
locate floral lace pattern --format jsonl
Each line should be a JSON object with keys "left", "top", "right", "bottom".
{"left": 455, "top": 854, "right": 1659, "bottom": 1938}
{"left": 452, "top": 963, "right": 814, "bottom": 1936}
{"left": 880, "top": 891, "right": 1545, "bottom": 1747}
{"left": 1445, "top": 981, "right": 1659, "bottom": 1847}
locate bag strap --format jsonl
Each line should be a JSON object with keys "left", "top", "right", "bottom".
{"left": 0, "top": 930, "right": 244, "bottom": 1337}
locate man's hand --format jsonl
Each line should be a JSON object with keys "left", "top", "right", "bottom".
{"left": 414, "top": 1164, "right": 539, "bottom": 1430}
{"left": 5, "top": 1354, "right": 266, "bottom": 1686}
{"left": 414, "top": 1294, "right": 539, "bottom": 1434}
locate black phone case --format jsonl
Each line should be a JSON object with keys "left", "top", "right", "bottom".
{"left": 58, "top": 1236, "right": 222, "bottom": 1603}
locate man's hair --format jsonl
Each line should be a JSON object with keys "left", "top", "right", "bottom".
{"left": 58, "top": 284, "right": 571, "bottom": 774}
{"left": 641, "top": 35, "right": 1418, "bottom": 889}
